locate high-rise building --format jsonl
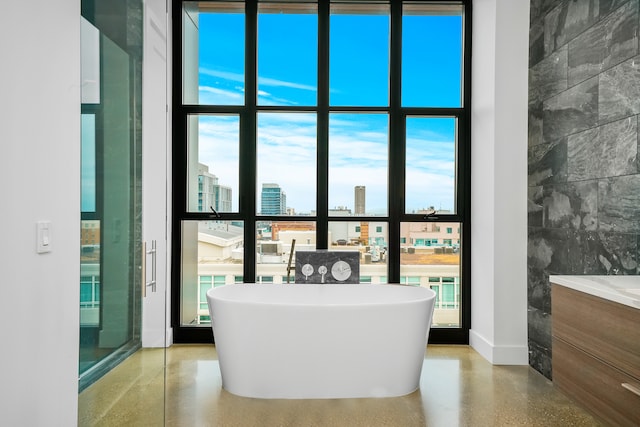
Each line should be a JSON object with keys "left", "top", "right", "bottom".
{"left": 354, "top": 185, "right": 366, "bottom": 215}
{"left": 198, "top": 163, "right": 232, "bottom": 212}
{"left": 261, "top": 183, "right": 287, "bottom": 215}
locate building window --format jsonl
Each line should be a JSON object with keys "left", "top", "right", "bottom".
{"left": 429, "top": 285, "right": 440, "bottom": 305}
{"left": 173, "top": 0, "right": 470, "bottom": 342}
{"left": 199, "top": 276, "right": 212, "bottom": 304}
{"left": 443, "top": 283, "right": 456, "bottom": 308}
{"left": 79, "top": 276, "right": 100, "bottom": 308}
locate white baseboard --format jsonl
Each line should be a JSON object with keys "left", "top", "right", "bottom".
{"left": 165, "top": 327, "right": 173, "bottom": 347}
{"left": 469, "top": 329, "right": 529, "bottom": 365}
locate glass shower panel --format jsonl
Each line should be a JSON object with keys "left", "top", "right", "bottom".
{"left": 100, "top": 31, "right": 138, "bottom": 356}
{"left": 79, "top": 31, "right": 140, "bottom": 383}
{"left": 78, "top": 1, "right": 164, "bottom": 424}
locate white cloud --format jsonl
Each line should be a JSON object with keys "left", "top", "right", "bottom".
{"left": 192, "top": 99, "right": 456, "bottom": 213}
{"left": 200, "top": 68, "right": 244, "bottom": 83}
{"left": 201, "top": 67, "right": 316, "bottom": 91}
{"left": 257, "top": 91, "right": 300, "bottom": 106}
{"left": 405, "top": 169, "right": 455, "bottom": 212}
{"left": 404, "top": 134, "right": 456, "bottom": 211}
{"left": 325, "top": 122, "right": 389, "bottom": 211}
{"left": 258, "top": 76, "right": 316, "bottom": 91}
{"left": 199, "top": 85, "right": 244, "bottom": 104}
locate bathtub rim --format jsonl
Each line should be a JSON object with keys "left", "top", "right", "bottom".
{"left": 206, "top": 283, "right": 437, "bottom": 308}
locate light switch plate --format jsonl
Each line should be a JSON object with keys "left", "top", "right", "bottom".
{"left": 37, "top": 221, "right": 52, "bottom": 253}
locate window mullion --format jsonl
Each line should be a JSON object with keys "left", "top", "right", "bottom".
{"left": 387, "top": 0, "right": 403, "bottom": 283}
{"left": 316, "top": 0, "right": 329, "bottom": 249}
{"left": 243, "top": 0, "right": 258, "bottom": 282}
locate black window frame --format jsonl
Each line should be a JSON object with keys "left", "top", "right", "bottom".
{"left": 171, "top": 0, "right": 472, "bottom": 344}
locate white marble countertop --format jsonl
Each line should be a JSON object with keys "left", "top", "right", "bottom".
{"left": 550, "top": 275, "right": 640, "bottom": 310}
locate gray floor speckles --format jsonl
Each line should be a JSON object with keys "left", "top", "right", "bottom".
{"left": 79, "top": 344, "right": 602, "bottom": 426}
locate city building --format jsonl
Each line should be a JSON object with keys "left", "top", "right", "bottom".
{"left": 328, "top": 206, "right": 352, "bottom": 216}
{"left": 194, "top": 225, "right": 459, "bottom": 326}
{"left": 354, "top": 185, "right": 365, "bottom": 215}
{"left": 80, "top": 219, "right": 100, "bottom": 247}
{"left": 261, "top": 183, "right": 287, "bottom": 215}
{"left": 197, "top": 163, "right": 232, "bottom": 213}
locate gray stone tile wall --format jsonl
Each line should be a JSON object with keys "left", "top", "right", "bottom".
{"left": 528, "top": 0, "right": 640, "bottom": 379}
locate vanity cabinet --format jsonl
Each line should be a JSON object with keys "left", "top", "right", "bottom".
{"left": 552, "top": 284, "right": 640, "bottom": 426}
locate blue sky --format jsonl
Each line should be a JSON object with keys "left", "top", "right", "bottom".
{"left": 195, "top": 7, "right": 462, "bottom": 214}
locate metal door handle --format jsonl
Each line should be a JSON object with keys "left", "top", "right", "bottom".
{"left": 142, "top": 240, "right": 157, "bottom": 297}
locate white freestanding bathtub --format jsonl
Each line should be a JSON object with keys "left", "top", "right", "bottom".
{"left": 206, "top": 283, "right": 436, "bottom": 399}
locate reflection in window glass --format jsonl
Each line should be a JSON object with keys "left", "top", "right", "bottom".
{"left": 257, "top": 113, "right": 317, "bottom": 215}
{"left": 330, "top": 4, "right": 389, "bottom": 106}
{"left": 80, "top": 220, "right": 100, "bottom": 327}
{"left": 258, "top": 3, "right": 317, "bottom": 106}
{"left": 400, "top": 221, "right": 460, "bottom": 327}
{"left": 256, "top": 221, "right": 316, "bottom": 283}
{"left": 402, "top": 4, "right": 463, "bottom": 107}
{"left": 181, "top": 220, "right": 244, "bottom": 326}
{"left": 184, "top": 2, "right": 245, "bottom": 105}
{"left": 405, "top": 117, "right": 456, "bottom": 214}
{"left": 81, "top": 114, "right": 96, "bottom": 212}
{"left": 187, "top": 115, "right": 239, "bottom": 213}
{"left": 329, "top": 114, "right": 388, "bottom": 216}
{"left": 80, "top": 15, "right": 142, "bottom": 383}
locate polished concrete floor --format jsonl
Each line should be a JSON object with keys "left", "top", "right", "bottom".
{"left": 79, "top": 344, "right": 602, "bottom": 426}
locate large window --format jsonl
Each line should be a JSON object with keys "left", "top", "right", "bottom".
{"left": 173, "top": 0, "right": 471, "bottom": 343}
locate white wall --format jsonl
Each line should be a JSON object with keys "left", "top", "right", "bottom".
{"left": 470, "top": 0, "right": 529, "bottom": 364}
{"left": 0, "top": 0, "right": 81, "bottom": 425}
